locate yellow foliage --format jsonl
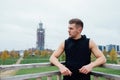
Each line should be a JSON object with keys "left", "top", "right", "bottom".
{"left": 23, "top": 50, "right": 29, "bottom": 58}
{"left": 41, "top": 50, "right": 47, "bottom": 57}
{"left": 34, "top": 50, "right": 41, "bottom": 56}
{"left": 109, "top": 48, "right": 117, "bottom": 62}
{"left": 28, "top": 49, "right": 33, "bottom": 55}
{"left": 10, "top": 50, "right": 19, "bottom": 58}
{"left": 1, "top": 50, "right": 10, "bottom": 62}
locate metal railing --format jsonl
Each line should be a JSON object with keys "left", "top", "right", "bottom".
{"left": 0, "top": 62, "right": 120, "bottom": 80}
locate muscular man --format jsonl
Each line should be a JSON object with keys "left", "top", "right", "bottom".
{"left": 50, "top": 18, "right": 106, "bottom": 80}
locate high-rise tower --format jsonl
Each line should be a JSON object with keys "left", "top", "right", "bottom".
{"left": 36, "top": 22, "right": 45, "bottom": 50}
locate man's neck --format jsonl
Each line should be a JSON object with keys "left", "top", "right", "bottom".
{"left": 73, "top": 35, "right": 82, "bottom": 40}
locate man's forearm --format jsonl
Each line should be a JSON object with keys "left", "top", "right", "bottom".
{"left": 91, "top": 56, "right": 106, "bottom": 68}
{"left": 49, "top": 56, "right": 63, "bottom": 68}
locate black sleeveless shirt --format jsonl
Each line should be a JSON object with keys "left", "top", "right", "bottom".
{"left": 64, "top": 35, "right": 91, "bottom": 80}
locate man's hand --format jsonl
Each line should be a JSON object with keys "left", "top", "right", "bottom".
{"left": 58, "top": 64, "right": 72, "bottom": 76}
{"left": 79, "top": 63, "right": 94, "bottom": 74}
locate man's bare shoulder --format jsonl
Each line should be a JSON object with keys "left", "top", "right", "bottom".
{"left": 59, "top": 41, "right": 65, "bottom": 49}
{"left": 89, "top": 39, "right": 97, "bottom": 49}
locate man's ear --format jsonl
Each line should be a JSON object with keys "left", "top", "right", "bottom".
{"left": 78, "top": 27, "right": 82, "bottom": 32}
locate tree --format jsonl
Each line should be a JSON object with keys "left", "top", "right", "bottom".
{"left": 10, "top": 50, "right": 19, "bottom": 58}
{"left": 41, "top": 50, "right": 48, "bottom": 57}
{"left": 1, "top": 50, "right": 10, "bottom": 64}
{"left": 0, "top": 52, "right": 2, "bottom": 58}
{"left": 34, "top": 49, "right": 41, "bottom": 56}
{"left": 23, "top": 50, "right": 29, "bottom": 58}
{"left": 28, "top": 49, "right": 33, "bottom": 56}
{"left": 109, "top": 48, "right": 117, "bottom": 63}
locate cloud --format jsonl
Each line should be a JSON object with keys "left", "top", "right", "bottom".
{"left": 0, "top": 0, "right": 120, "bottom": 50}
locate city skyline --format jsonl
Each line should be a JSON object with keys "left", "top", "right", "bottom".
{"left": 0, "top": 0, "right": 120, "bottom": 51}
{"left": 98, "top": 44, "right": 120, "bottom": 52}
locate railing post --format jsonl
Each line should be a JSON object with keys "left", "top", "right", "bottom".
{"left": 47, "top": 75, "right": 52, "bottom": 80}
{"left": 36, "top": 77, "right": 42, "bottom": 80}
{"left": 93, "top": 76, "right": 99, "bottom": 80}
{"left": 57, "top": 74, "right": 62, "bottom": 80}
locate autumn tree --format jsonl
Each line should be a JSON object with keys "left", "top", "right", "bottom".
{"left": 0, "top": 52, "right": 2, "bottom": 58}
{"left": 109, "top": 48, "right": 117, "bottom": 63}
{"left": 41, "top": 50, "right": 48, "bottom": 57}
{"left": 10, "top": 50, "right": 19, "bottom": 58}
{"left": 14, "top": 51, "right": 19, "bottom": 58}
{"left": 23, "top": 50, "right": 29, "bottom": 58}
{"left": 1, "top": 50, "right": 10, "bottom": 64}
{"left": 28, "top": 49, "right": 33, "bottom": 56}
{"left": 34, "top": 49, "right": 41, "bottom": 56}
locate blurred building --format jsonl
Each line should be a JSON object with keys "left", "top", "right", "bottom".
{"left": 36, "top": 22, "right": 45, "bottom": 50}
{"left": 98, "top": 45, "right": 106, "bottom": 51}
{"left": 98, "top": 44, "right": 120, "bottom": 52}
{"left": 106, "top": 44, "right": 117, "bottom": 52}
{"left": 117, "top": 45, "right": 120, "bottom": 51}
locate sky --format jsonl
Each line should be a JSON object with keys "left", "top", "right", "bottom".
{"left": 0, "top": 0, "right": 120, "bottom": 51}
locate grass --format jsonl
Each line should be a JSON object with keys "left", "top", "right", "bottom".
{"left": 16, "top": 66, "right": 58, "bottom": 75}
{"left": 0, "top": 57, "right": 19, "bottom": 65}
{"left": 21, "top": 56, "right": 50, "bottom": 64}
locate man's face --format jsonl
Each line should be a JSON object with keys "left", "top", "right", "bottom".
{"left": 68, "top": 24, "right": 82, "bottom": 38}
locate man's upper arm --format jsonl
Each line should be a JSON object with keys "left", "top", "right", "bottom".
{"left": 52, "top": 41, "right": 65, "bottom": 58}
{"left": 89, "top": 39, "right": 104, "bottom": 58}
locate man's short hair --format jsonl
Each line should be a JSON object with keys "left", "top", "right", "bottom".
{"left": 69, "top": 18, "right": 83, "bottom": 28}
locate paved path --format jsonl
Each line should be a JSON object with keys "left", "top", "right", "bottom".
{"left": 0, "top": 57, "right": 23, "bottom": 78}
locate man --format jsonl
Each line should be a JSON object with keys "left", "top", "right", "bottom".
{"left": 49, "top": 18, "right": 106, "bottom": 80}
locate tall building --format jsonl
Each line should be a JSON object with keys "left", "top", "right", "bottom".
{"left": 36, "top": 22, "right": 45, "bottom": 50}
